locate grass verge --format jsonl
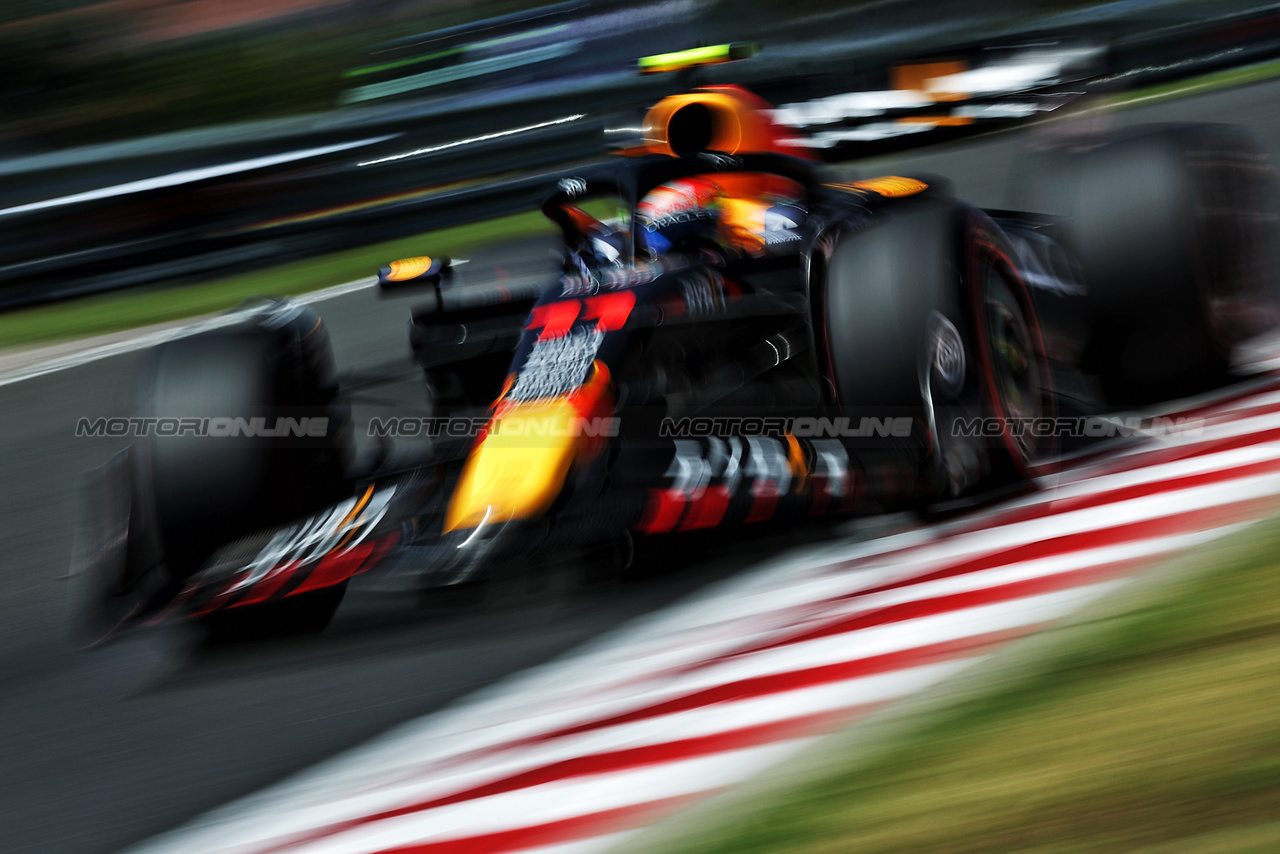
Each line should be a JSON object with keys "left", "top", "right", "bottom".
{"left": 1105, "top": 57, "right": 1280, "bottom": 110}
{"left": 0, "top": 210, "right": 554, "bottom": 351}
{"left": 662, "top": 518, "right": 1280, "bottom": 854}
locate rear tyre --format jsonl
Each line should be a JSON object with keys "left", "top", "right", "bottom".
{"left": 1014, "top": 123, "right": 1280, "bottom": 406}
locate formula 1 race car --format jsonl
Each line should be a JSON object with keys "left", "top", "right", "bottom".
{"left": 73, "top": 86, "right": 1280, "bottom": 644}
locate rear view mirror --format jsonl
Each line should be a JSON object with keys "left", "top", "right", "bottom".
{"left": 377, "top": 255, "right": 451, "bottom": 293}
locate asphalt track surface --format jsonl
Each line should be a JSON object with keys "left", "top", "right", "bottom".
{"left": 2, "top": 78, "right": 1280, "bottom": 854}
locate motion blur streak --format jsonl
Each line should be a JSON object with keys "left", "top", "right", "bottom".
{"left": 0, "top": 276, "right": 376, "bottom": 390}
{"left": 0, "top": 137, "right": 396, "bottom": 218}
{"left": 125, "top": 375, "right": 1280, "bottom": 854}
{"left": 358, "top": 116, "right": 587, "bottom": 167}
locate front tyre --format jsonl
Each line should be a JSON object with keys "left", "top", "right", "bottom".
{"left": 969, "top": 222, "right": 1054, "bottom": 482}
{"left": 817, "top": 199, "right": 1052, "bottom": 502}
{"left": 139, "top": 300, "right": 354, "bottom": 642}
{"left": 200, "top": 583, "right": 348, "bottom": 645}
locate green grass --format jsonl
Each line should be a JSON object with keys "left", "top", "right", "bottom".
{"left": 661, "top": 518, "right": 1280, "bottom": 854}
{"left": 1106, "top": 57, "right": 1280, "bottom": 110}
{"left": 0, "top": 210, "right": 555, "bottom": 350}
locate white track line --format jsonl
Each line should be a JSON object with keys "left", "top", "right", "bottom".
{"left": 0, "top": 277, "right": 377, "bottom": 390}
{"left": 0, "top": 268, "right": 553, "bottom": 390}
{"left": 0, "top": 138, "right": 397, "bottom": 219}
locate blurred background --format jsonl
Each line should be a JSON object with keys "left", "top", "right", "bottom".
{"left": 0, "top": 0, "right": 831, "bottom": 147}
{"left": 0, "top": 0, "right": 537, "bottom": 144}
{"left": 1, "top": 0, "right": 1276, "bottom": 312}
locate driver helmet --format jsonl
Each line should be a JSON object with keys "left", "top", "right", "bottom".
{"left": 636, "top": 176, "right": 723, "bottom": 256}
{"left": 637, "top": 174, "right": 807, "bottom": 257}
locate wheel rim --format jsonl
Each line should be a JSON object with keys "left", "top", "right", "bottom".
{"left": 979, "top": 260, "right": 1045, "bottom": 467}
